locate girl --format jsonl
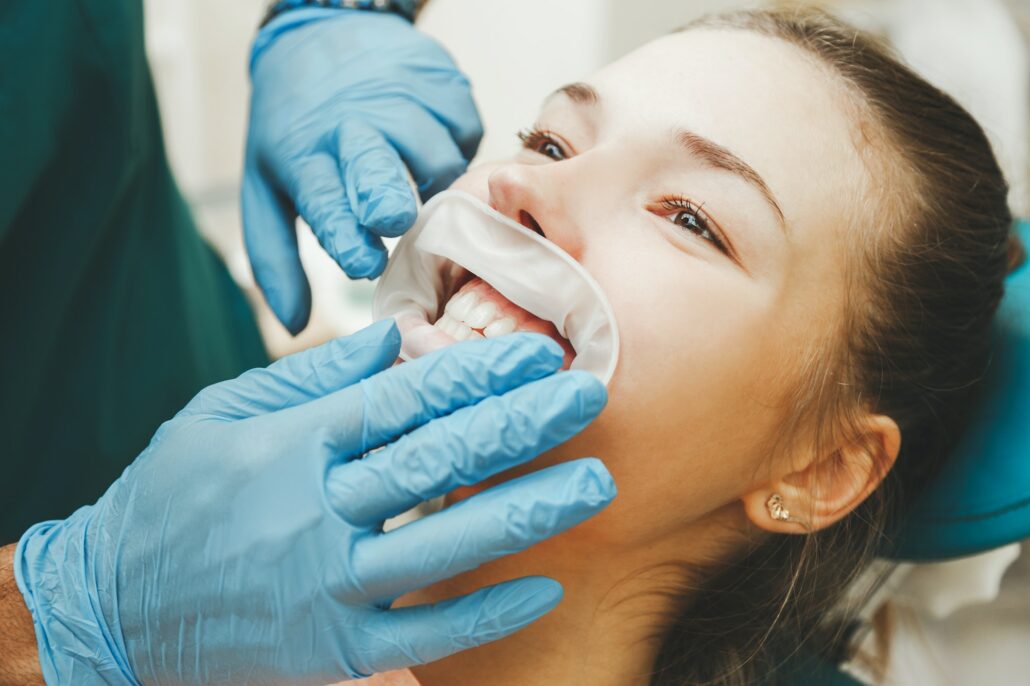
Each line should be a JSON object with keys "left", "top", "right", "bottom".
{"left": 356, "top": 9, "right": 1023, "bottom": 685}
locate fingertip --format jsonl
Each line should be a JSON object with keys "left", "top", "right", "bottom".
{"left": 353, "top": 318, "right": 402, "bottom": 351}
{"left": 419, "top": 162, "right": 466, "bottom": 201}
{"left": 304, "top": 201, "right": 388, "bottom": 281}
{"left": 574, "top": 457, "right": 618, "bottom": 506}
{"left": 321, "top": 320, "right": 401, "bottom": 379}
{"left": 500, "top": 332, "right": 565, "bottom": 367}
{"left": 363, "top": 256, "right": 388, "bottom": 280}
{"left": 432, "top": 75, "right": 482, "bottom": 161}
{"left": 337, "top": 242, "right": 388, "bottom": 280}
{"left": 453, "top": 112, "right": 484, "bottom": 163}
{"left": 264, "top": 281, "right": 312, "bottom": 336}
{"left": 241, "top": 176, "right": 311, "bottom": 335}
{"left": 518, "top": 576, "right": 564, "bottom": 610}
{"left": 477, "top": 576, "right": 564, "bottom": 638}
{"left": 431, "top": 332, "right": 564, "bottom": 379}
{"left": 284, "top": 310, "right": 311, "bottom": 337}
{"left": 445, "top": 332, "right": 563, "bottom": 386}
{"left": 336, "top": 119, "right": 417, "bottom": 237}
{"left": 361, "top": 186, "right": 418, "bottom": 238}
{"left": 456, "top": 127, "right": 483, "bottom": 165}
{"left": 558, "top": 371, "right": 608, "bottom": 417}
{"left": 376, "top": 318, "right": 402, "bottom": 347}
{"left": 369, "top": 319, "right": 402, "bottom": 359}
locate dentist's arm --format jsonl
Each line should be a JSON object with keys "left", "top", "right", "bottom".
{"left": 7, "top": 322, "right": 614, "bottom": 685}
{"left": 244, "top": 2, "right": 479, "bottom": 334}
{"left": 0, "top": 545, "right": 43, "bottom": 685}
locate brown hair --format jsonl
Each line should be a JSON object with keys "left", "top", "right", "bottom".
{"left": 651, "top": 8, "right": 1023, "bottom": 685}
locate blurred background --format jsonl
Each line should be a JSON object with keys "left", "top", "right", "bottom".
{"left": 143, "top": 0, "right": 1030, "bottom": 359}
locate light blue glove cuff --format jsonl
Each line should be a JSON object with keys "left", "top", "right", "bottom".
{"left": 252, "top": 8, "right": 347, "bottom": 69}
{"left": 251, "top": 8, "right": 412, "bottom": 71}
{"left": 15, "top": 515, "right": 137, "bottom": 686}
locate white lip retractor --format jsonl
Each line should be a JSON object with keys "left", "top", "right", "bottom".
{"left": 372, "top": 190, "right": 620, "bottom": 385}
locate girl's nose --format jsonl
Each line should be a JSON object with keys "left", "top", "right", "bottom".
{"left": 487, "top": 163, "right": 584, "bottom": 259}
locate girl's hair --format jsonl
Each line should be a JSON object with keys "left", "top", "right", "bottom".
{"left": 652, "top": 8, "right": 1024, "bottom": 685}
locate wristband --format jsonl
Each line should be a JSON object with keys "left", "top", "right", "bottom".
{"left": 261, "top": 0, "right": 421, "bottom": 27}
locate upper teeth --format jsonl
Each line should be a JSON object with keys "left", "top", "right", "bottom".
{"left": 435, "top": 289, "right": 518, "bottom": 341}
{"left": 483, "top": 317, "right": 518, "bottom": 337}
{"left": 434, "top": 313, "right": 483, "bottom": 341}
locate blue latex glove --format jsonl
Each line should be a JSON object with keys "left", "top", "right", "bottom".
{"left": 244, "top": 9, "right": 482, "bottom": 334}
{"left": 15, "top": 322, "right": 614, "bottom": 685}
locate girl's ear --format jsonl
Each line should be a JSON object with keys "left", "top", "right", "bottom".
{"left": 741, "top": 414, "right": 901, "bottom": 534}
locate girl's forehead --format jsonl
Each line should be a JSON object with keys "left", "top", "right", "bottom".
{"left": 587, "top": 30, "right": 846, "bottom": 148}
{"left": 592, "top": 29, "right": 826, "bottom": 100}
{"left": 578, "top": 28, "right": 871, "bottom": 238}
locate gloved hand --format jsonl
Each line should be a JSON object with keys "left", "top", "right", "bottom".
{"left": 15, "top": 322, "right": 614, "bottom": 685}
{"left": 244, "top": 9, "right": 482, "bottom": 334}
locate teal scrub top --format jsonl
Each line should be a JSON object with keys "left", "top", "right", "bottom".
{"left": 0, "top": 1, "right": 268, "bottom": 542}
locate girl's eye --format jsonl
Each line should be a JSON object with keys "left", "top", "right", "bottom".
{"left": 517, "top": 128, "right": 567, "bottom": 161}
{"left": 659, "top": 197, "right": 728, "bottom": 254}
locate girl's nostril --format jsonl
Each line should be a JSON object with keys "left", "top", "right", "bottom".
{"left": 519, "top": 210, "right": 545, "bottom": 237}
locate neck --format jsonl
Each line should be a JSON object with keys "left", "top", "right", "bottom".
{"left": 404, "top": 509, "right": 731, "bottom": 686}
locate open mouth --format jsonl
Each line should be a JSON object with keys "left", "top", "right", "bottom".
{"left": 372, "top": 190, "right": 618, "bottom": 383}
{"left": 432, "top": 269, "right": 576, "bottom": 369}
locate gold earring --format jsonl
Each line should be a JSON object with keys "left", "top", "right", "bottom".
{"left": 766, "top": 493, "right": 792, "bottom": 522}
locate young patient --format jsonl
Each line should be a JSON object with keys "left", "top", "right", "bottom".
{"left": 347, "top": 9, "right": 1018, "bottom": 686}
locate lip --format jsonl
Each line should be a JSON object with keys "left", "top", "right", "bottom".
{"left": 371, "top": 190, "right": 620, "bottom": 384}
{"left": 427, "top": 196, "right": 568, "bottom": 329}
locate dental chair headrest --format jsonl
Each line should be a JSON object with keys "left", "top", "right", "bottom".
{"left": 892, "top": 219, "right": 1030, "bottom": 561}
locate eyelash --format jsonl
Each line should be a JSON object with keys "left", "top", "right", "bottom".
{"left": 517, "top": 127, "right": 567, "bottom": 160}
{"left": 517, "top": 128, "right": 729, "bottom": 256}
{"left": 658, "top": 197, "right": 729, "bottom": 254}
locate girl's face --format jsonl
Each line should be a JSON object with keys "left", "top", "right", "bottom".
{"left": 446, "top": 29, "right": 874, "bottom": 543}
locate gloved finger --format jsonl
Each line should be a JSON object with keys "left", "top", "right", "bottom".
{"left": 353, "top": 576, "right": 561, "bottom": 675}
{"left": 336, "top": 118, "right": 418, "bottom": 238}
{"left": 242, "top": 165, "right": 312, "bottom": 335}
{"left": 178, "top": 320, "right": 401, "bottom": 421}
{"left": 437, "top": 86, "right": 483, "bottom": 163}
{"left": 286, "top": 151, "right": 388, "bottom": 279}
{"left": 310, "top": 333, "right": 566, "bottom": 457}
{"left": 382, "top": 106, "right": 469, "bottom": 200}
{"left": 344, "top": 458, "right": 615, "bottom": 602}
{"left": 326, "top": 370, "right": 606, "bottom": 527}
{"left": 401, "top": 58, "right": 484, "bottom": 161}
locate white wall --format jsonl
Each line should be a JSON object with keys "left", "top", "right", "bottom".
{"left": 418, "top": 0, "right": 609, "bottom": 164}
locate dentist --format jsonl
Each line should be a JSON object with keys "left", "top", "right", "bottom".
{"left": 0, "top": 1, "right": 615, "bottom": 683}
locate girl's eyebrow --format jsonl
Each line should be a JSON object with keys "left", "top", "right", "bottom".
{"left": 674, "top": 129, "right": 787, "bottom": 232}
{"left": 548, "top": 82, "right": 787, "bottom": 234}
{"left": 548, "top": 82, "right": 599, "bottom": 105}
